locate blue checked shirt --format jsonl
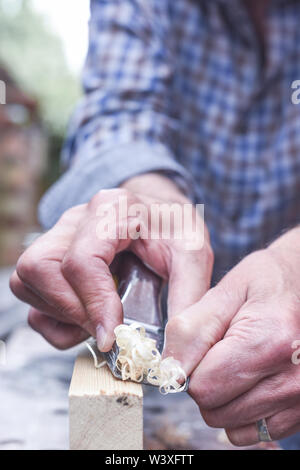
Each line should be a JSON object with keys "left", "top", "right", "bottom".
{"left": 39, "top": 0, "right": 300, "bottom": 282}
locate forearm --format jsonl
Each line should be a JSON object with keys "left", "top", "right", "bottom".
{"left": 38, "top": 1, "right": 194, "bottom": 229}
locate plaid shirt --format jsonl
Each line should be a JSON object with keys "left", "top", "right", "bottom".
{"left": 39, "top": 0, "right": 300, "bottom": 282}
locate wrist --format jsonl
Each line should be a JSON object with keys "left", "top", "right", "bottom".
{"left": 120, "top": 172, "right": 211, "bottom": 250}
{"left": 268, "top": 227, "right": 300, "bottom": 254}
{"left": 267, "top": 227, "right": 300, "bottom": 274}
{"left": 120, "top": 172, "right": 191, "bottom": 205}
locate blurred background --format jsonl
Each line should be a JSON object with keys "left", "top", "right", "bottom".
{"left": 0, "top": 0, "right": 89, "bottom": 266}
{"left": 0, "top": 0, "right": 90, "bottom": 450}
{"left": 0, "top": 0, "right": 278, "bottom": 451}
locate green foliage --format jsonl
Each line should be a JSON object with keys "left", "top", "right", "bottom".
{"left": 0, "top": 0, "right": 81, "bottom": 136}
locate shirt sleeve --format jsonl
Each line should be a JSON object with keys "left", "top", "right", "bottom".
{"left": 38, "top": 0, "right": 194, "bottom": 229}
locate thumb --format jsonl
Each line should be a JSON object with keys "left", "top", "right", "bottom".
{"left": 167, "top": 244, "right": 214, "bottom": 318}
{"left": 163, "top": 268, "right": 247, "bottom": 376}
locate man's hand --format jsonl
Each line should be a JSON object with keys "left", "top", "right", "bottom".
{"left": 164, "top": 227, "right": 300, "bottom": 445}
{"left": 10, "top": 174, "right": 213, "bottom": 352}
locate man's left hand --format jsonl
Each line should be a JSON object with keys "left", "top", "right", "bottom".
{"left": 164, "top": 228, "right": 300, "bottom": 445}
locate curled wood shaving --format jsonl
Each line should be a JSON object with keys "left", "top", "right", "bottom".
{"left": 114, "top": 322, "right": 187, "bottom": 394}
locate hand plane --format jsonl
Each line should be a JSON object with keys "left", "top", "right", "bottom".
{"left": 102, "top": 251, "right": 166, "bottom": 385}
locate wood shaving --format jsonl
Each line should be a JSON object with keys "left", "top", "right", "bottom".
{"left": 114, "top": 322, "right": 187, "bottom": 394}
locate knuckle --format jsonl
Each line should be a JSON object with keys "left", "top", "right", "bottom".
{"left": 165, "top": 315, "right": 191, "bottom": 339}
{"left": 59, "top": 204, "right": 86, "bottom": 224}
{"left": 27, "top": 309, "right": 39, "bottom": 331}
{"left": 270, "top": 413, "right": 293, "bottom": 440}
{"left": 263, "top": 315, "right": 296, "bottom": 364}
{"left": 115, "top": 187, "right": 131, "bottom": 199}
{"left": 9, "top": 273, "right": 23, "bottom": 297}
{"left": 61, "top": 252, "right": 84, "bottom": 279}
{"left": 201, "top": 410, "right": 221, "bottom": 428}
{"left": 276, "top": 331, "right": 294, "bottom": 363}
{"left": 226, "top": 429, "right": 244, "bottom": 447}
{"left": 188, "top": 377, "right": 198, "bottom": 400}
{"left": 16, "top": 251, "right": 42, "bottom": 284}
{"left": 88, "top": 191, "right": 105, "bottom": 209}
{"left": 41, "top": 331, "right": 70, "bottom": 350}
{"left": 50, "top": 337, "right": 70, "bottom": 351}
{"left": 189, "top": 376, "right": 217, "bottom": 410}
{"left": 50, "top": 326, "right": 87, "bottom": 351}
{"left": 196, "top": 387, "right": 216, "bottom": 410}
{"left": 89, "top": 188, "right": 132, "bottom": 208}
{"left": 27, "top": 310, "right": 73, "bottom": 350}
{"left": 277, "top": 330, "right": 293, "bottom": 358}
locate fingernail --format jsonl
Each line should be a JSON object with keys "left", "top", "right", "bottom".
{"left": 96, "top": 325, "right": 107, "bottom": 351}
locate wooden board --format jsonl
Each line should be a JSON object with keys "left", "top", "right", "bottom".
{"left": 69, "top": 350, "right": 143, "bottom": 450}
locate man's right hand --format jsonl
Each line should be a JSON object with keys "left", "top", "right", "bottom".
{"left": 10, "top": 175, "right": 213, "bottom": 352}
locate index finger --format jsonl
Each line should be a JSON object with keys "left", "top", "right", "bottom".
{"left": 61, "top": 192, "right": 135, "bottom": 351}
